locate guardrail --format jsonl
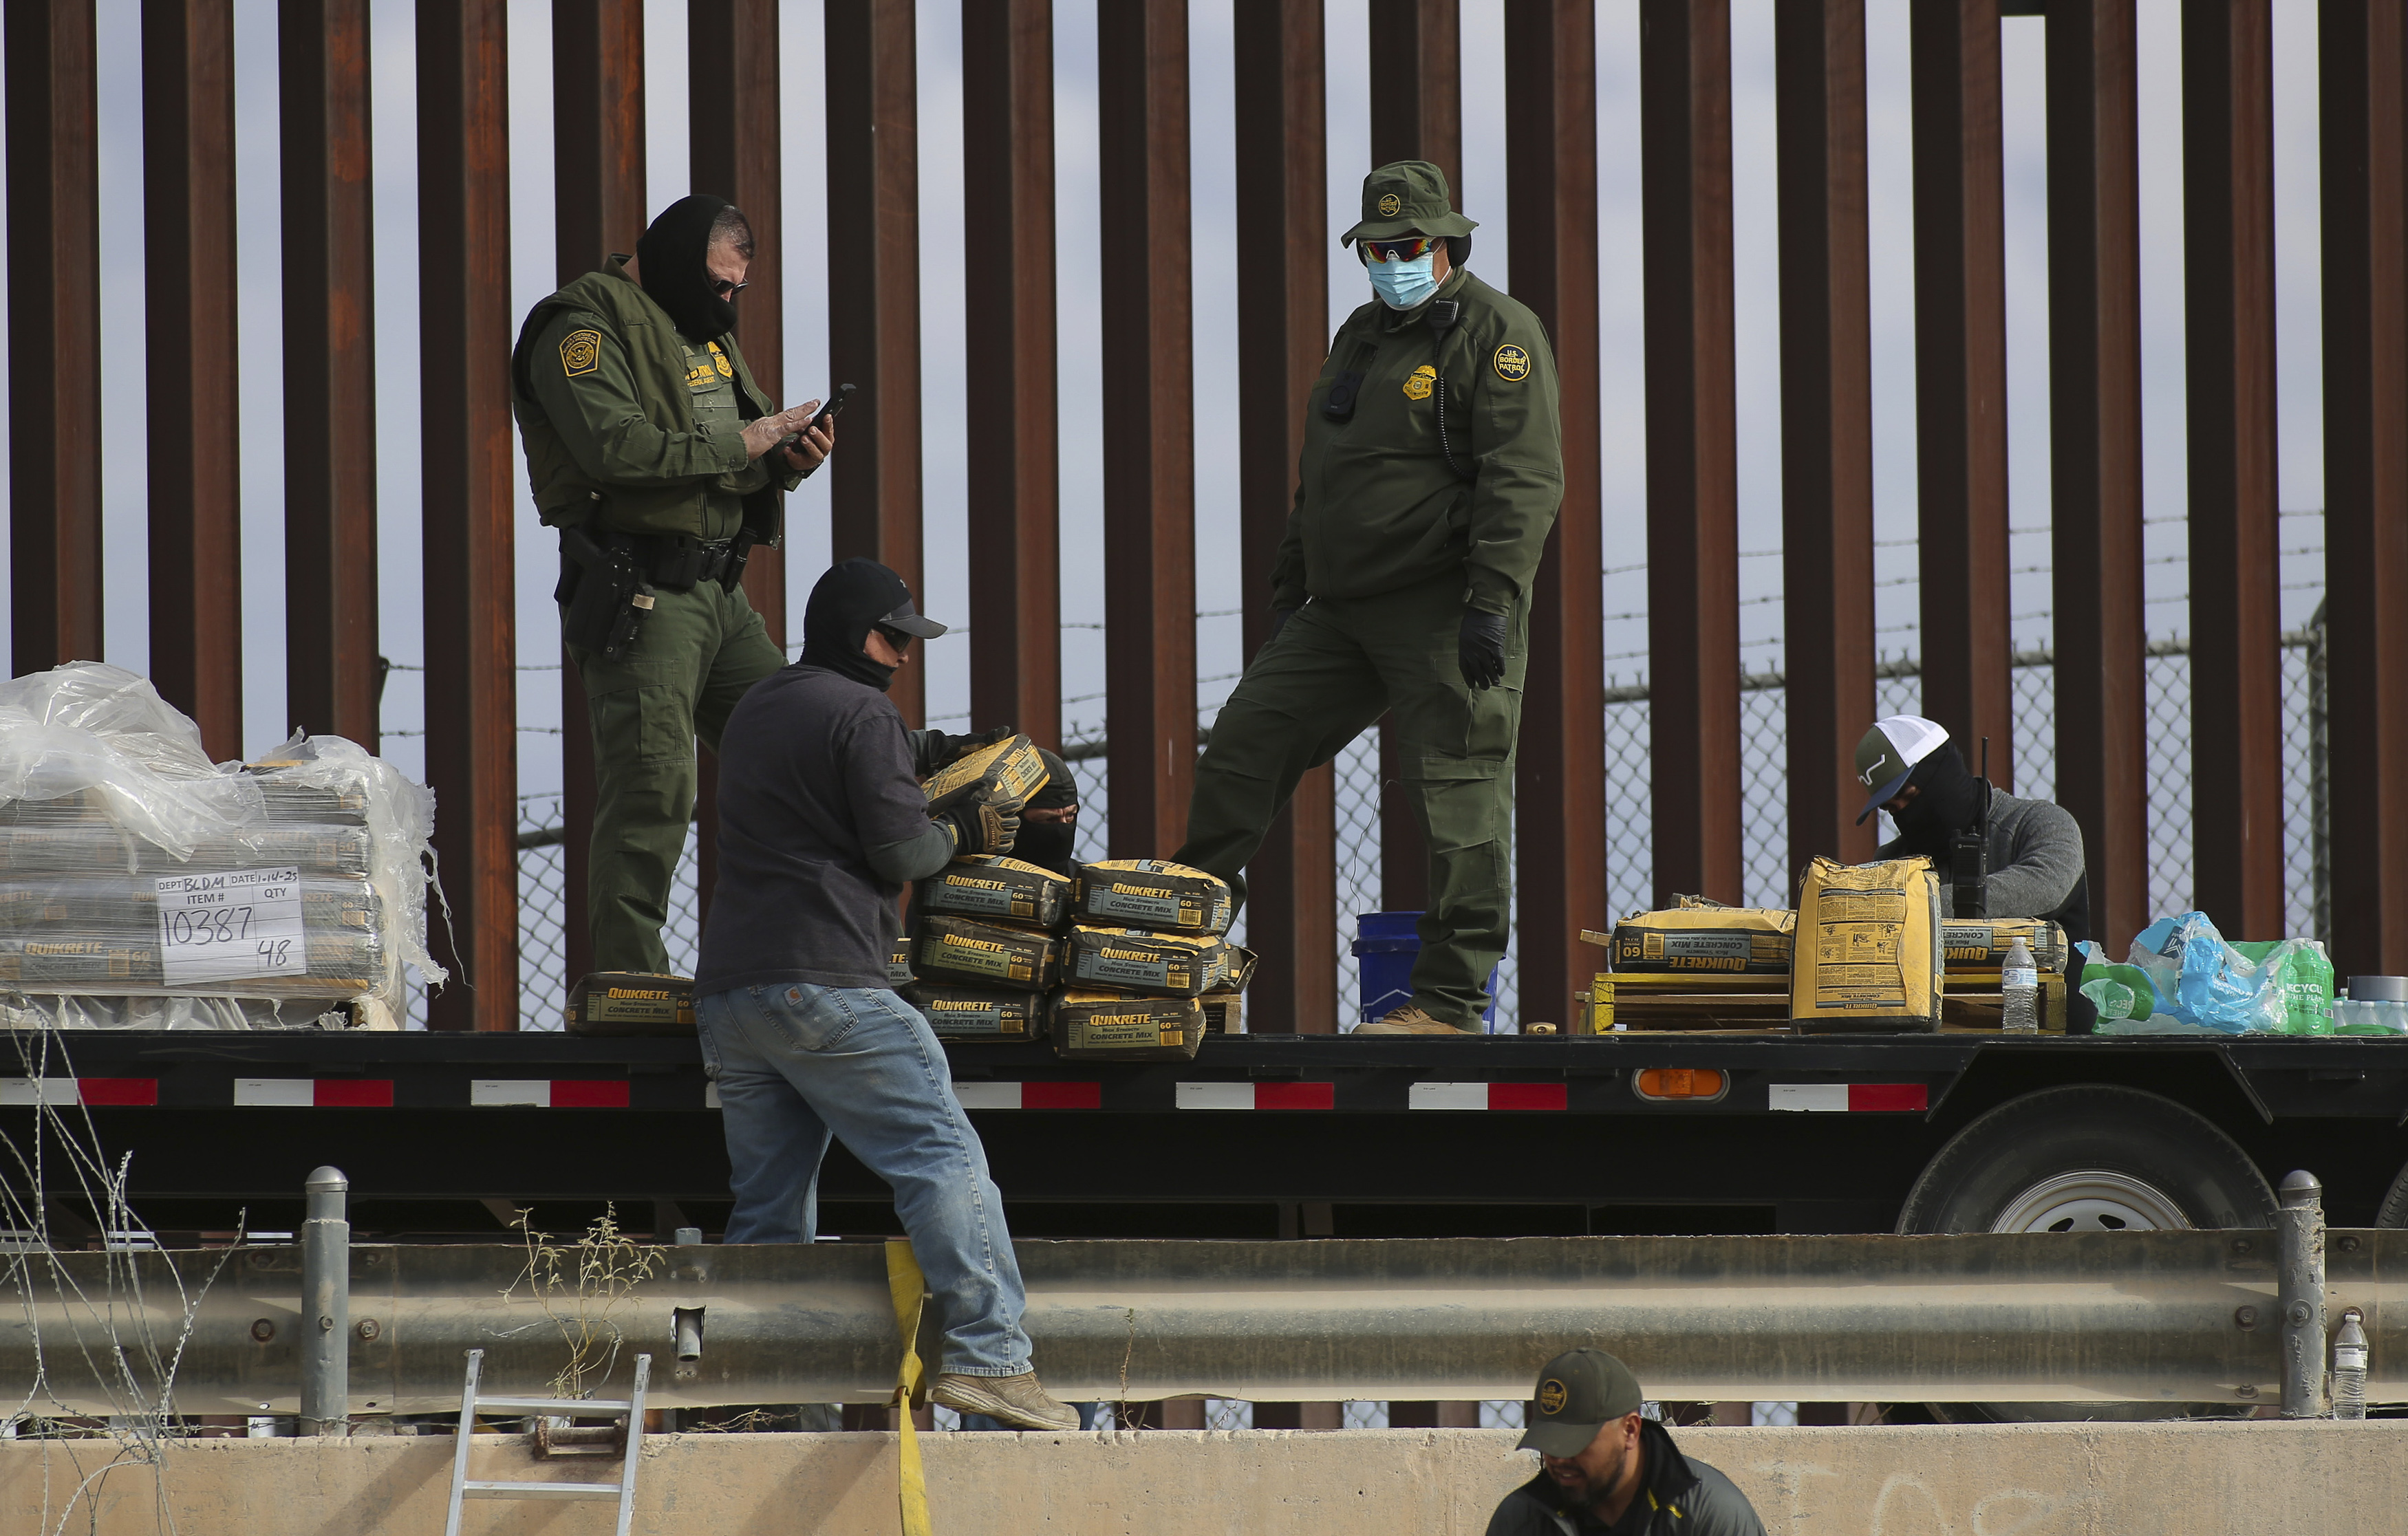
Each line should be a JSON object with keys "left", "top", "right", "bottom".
{"left": 6, "top": 1167, "right": 2388, "bottom": 1421}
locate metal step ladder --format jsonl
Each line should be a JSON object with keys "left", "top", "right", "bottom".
{"left": 443, "top": 1347, "right": 650, "bottom": 1536}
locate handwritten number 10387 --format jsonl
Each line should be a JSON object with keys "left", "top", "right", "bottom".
{"left": 163, "top": 905, "right": 253, "bottom": 946}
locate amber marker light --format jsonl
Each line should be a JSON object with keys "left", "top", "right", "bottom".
{"left": 1633, "top": 1068, "right": 1727, "bottom": 1102}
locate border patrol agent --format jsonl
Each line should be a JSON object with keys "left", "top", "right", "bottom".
{"left": 511, "top": 195, "right": 835, "bottom": 980}
{"left": 1174, "top": 161, "right": 1565, "bottom": 1035}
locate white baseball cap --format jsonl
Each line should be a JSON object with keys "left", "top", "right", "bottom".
{"left": 1853, "top": 715, "right": 1950, "bottom": 825}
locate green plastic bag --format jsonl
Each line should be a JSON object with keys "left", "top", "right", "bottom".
{"left": 2229, "top": 939, "right": 2335, "bottom": 1036}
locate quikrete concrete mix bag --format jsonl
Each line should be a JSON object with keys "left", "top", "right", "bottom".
{"left": 1610, "top": 900, "right": 1795, "bottom": 974}
{"left": 919, "top": 855, "right": 1072, "bottom": 929}
{"left": 1939, "top": 918, "right": 2070, "bottom": 974}
{"left": 1072, "top": 860, "right": 1232, "bottom": 936}
{"left": 888, "top": 935, "right": 916, "bottom": 988}
{"left": 1062, "top": 926, "right": 1225, "bottom": 997}
{"left": 912, "top": 914, "right": 1062, "bottom": 990}
{"left": 923, "top": 735, "right": 1051, "bottom": 814}
{"left": 903, "top": 984, "right": 1046, "bottom": 1040}
{"left": 1790, "top": 856, "right": 1944, "bottom": 1032}
{"left": 1053, "top": 990, "right": 1205, "bottom": 1060}
{"left": 567, "top": 972, "right": 696, "bottom": 1036}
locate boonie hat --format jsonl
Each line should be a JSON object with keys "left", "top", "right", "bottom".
{"left": 1854, "top": 714, "right": 1950, "bottom": 825}
{"left": 1341, "top": 160, "right": 1479, "bottom": 246}
{"left": 1515, "top": 1348, "right": 1646, "bottom": 1459}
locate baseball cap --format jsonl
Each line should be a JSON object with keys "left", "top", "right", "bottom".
{"left": 1853, "top": 715, "right": 1950, "bottom": 825}
{"left": 877, "top": 594, "right": 948, "bottom": 640}
{"left": 1515, "top": 1348, "right": 1646, "bottom": 1459}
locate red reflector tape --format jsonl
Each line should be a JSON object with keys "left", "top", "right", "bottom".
{"left": 1847, "top": 1082, "right": 1928, "bottom": 1113}
{"left": 1251, "top": 1081, "right": 1335, "bottom": 1112}
{"left": 548, "top": 1080, "right": 630, "bottom": 1109}
{"left": 76, "top": 1079, "right": 158, "bottom": 1107}
{"left": 312, "top": 1079, "right": 393, "bottom": 1108}
{"left": 1020, "top": 1081, "right": 1102, "bottom": 1110}
{"left": 1487, "top": 1083, "right": 1567, "bottom": 1112}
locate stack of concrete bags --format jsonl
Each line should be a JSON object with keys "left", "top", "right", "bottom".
{"left": 1053, "top": 859, "right": 1247, "bottom": 1061}
{"left": 902, "top": 854, "right": 1073, "bottom": 1042}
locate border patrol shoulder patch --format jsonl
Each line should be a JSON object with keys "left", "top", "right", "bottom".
{"left": 561, "top": 328, "right": 604, "bottom": 377}
{"left": 1493, "top": 343, "right": 1531, "bottom": 382}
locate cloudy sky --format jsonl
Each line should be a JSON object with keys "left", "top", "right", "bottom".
{"left": 6, "top": 0, "right": 2331, "bottom": 811}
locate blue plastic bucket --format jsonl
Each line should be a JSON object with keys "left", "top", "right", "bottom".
{"left": 1351, "top": 911, "right": 1501, "bottom": 1030}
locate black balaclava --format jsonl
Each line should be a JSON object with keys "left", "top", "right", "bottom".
{"left": 1013, "top": 748, "right": 1080, "bottom": 878}
{"left": 1888, "top": 743, "right": 1988, "bottom": 859}
{"left": 799, "top": 559, "right": 918, "bottom": 691}
{"left": 635, "top": 194, "right": 740, "bottom": 341}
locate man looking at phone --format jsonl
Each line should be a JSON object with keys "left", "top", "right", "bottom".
{"left": 512, "top": 194, "right": 841, "bottom": 987}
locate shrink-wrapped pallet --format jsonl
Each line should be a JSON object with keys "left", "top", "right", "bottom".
{"left": 0, "top": 663, "right": 445, "bottom": 1028}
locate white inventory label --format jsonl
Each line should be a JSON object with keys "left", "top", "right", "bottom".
{"left": 155, "top": 868, "right": 307, "bottom": 985}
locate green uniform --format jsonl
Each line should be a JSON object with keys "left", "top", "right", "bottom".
{"left": 510, "top": 260, "right": 803, "bottom": 977}
{"left": 1177, "top": 260, "right": 1563, "bottom": 1027}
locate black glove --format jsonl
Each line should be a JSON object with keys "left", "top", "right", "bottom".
{"left": 1458, "top": 609, "right": 1507, "bottom": 691}
{"left": 938, "top": 800, "right": 1021, "bottom": 858}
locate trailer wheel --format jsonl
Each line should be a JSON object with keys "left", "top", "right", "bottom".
{"left": 2376, "top": 1160, "right": 2408, "bottom": 1228}
{"left": 1897, "top": 1084, "right": 2275, "bottom": 1424}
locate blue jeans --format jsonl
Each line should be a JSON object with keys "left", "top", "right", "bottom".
{"left": 696, "top": 982, "right": 1032, "bottom": 1378}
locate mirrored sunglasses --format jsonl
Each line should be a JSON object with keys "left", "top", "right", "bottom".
{"left": 1361, "top": 234, "right": 1445, "bottom": 264}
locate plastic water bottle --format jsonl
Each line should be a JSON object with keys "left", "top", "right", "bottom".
{"left": 2334, "top": 1308, "right": 2369, "bottom": 1420}
{"left": 2001, "top": 937, "right": 2039, "bottom": 1034}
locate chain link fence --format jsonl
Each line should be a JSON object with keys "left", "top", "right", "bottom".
{"left": 470, "top": 629, "right": 2328, "bottom": 1032}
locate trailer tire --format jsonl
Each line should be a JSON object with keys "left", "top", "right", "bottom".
{"left": 1897, "top": 1084, "right": 2275, "bottom": 1424}
{"left": 2376, "top": 1160, "right": 2408, "bottom": 1229}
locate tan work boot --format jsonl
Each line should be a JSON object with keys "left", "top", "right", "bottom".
{"left": 1353, "top": 1005, "right": 1479, "bottom": 1036}
{"left": 931, "top": 1370, "right": 1081, "bottom": 1431}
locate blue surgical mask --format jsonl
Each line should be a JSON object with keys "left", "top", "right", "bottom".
{"left": 1368, "top": 251, "right": 1441, "bottom": 310}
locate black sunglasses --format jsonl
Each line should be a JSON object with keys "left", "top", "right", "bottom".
{"left": 711, "top": 277, "right": 749, "bottom": 297}
{"left": 876, "top": 625, "right": 913, "bottom": 651}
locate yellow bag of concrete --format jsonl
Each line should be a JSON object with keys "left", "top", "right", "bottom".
{"left": 919, "top": 855, "right": 1072, "bottom": 929}
{"left": 1610, "top": 900, "right": 1795, "bottom": 975}
{"left": 912, "top": 914, "right": 1062, "bottom": 990}
{"left": 1939, "top": 918, "right": 2070, "bottom": 975}
{"left": 1791, "top": 856, "right": 1944, "bottom": 1032}
{"left": 1062, "top": 926, "right": 1225, "bottom": 997}
{"left": 923, "top": 735, "right": 1051, "bottom": 814}
{"left": 1072, "top": 859, "right": 1232, "bottom": 935}
{"left": 903, "top": 984, "right": 1046, "bottom": 1040}
{"left": 1053, "top": 990, "right": 1205, "bottom": 1060}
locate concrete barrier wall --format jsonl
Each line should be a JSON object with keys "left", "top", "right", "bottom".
{"left": 4, "top": 1420, "right": 2402, "bottom": 1535}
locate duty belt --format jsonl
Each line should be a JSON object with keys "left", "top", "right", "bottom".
{"left": 630, "top": 535, "right": 738, "bottom": 591}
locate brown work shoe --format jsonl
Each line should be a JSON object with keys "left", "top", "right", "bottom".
{"left": 1353, "top": 1005, "right": 1478, "bottom": 1035}
{"left": 931, "top": 1370, "right": 1081, "bottom": 1431}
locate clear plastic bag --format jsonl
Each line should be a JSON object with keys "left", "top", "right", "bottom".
{"left": 2121, "top": 911, "right": 2290, "bottom": 1035}
{"left": 0, "top": 663, "right": 444, "bottom": 1028}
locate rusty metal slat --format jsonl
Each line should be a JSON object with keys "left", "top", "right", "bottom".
{"left": 1097, "top": 0, "right": 1197, "bottom": 859}
{"left": 691, "top": 0, "right": 786, "bottom": 645}
{"left": 1507, "top": 0, "right": 1604, "bottom": 1030}
{"left": 1366, "top": 0, "right": 1460, "bottom": 942}
{"left": 6, "top": 1, "right": 103, "bottom": 676}
{"left": 2184, "top": 0, "right": 2285, "bottom": 941}
{"left": 1640, "top": 0, "right": 1743, "bottom": 905}
{"left": 964, "top": 0, "right": 1064, "bottom": 750}
{"left": 1776, "top": 0, "right": 1876, "bottom": 880}
{"left": 690, "top": 0, "right": 784, "bottom": 927}
{"left": 826, "top": 0, "right": 925, "bottom": 726}
{"left": 1368, "top": 0, "right": 1462, "bottom": 198}
{"left": 1233, "top": 0, "right": 1335, "bottom": 1034}
{"left": 418, "top": 0, "right": 519, "bottom": 1031}
{"left": 2046, "top": 0, "right": 2148, "bottom": 953}
{"left": 1910, "top": 1, "right": 2014, "bottom": 792}
{"left": 551, "top": 0, "right": 646, "bottom": 992}
{"left": 142, "top": 0, "right": 242, "bottom": 759}
{"left": 279, "top": 1, "right": 380, "bottom": 747}
{"left": 2321, "top": 1, "right": 2408, "bottom": 975}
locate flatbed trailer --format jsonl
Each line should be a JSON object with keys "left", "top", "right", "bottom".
{"left": 6, "top": 1028, "right": 2406, "bottom": 1244}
